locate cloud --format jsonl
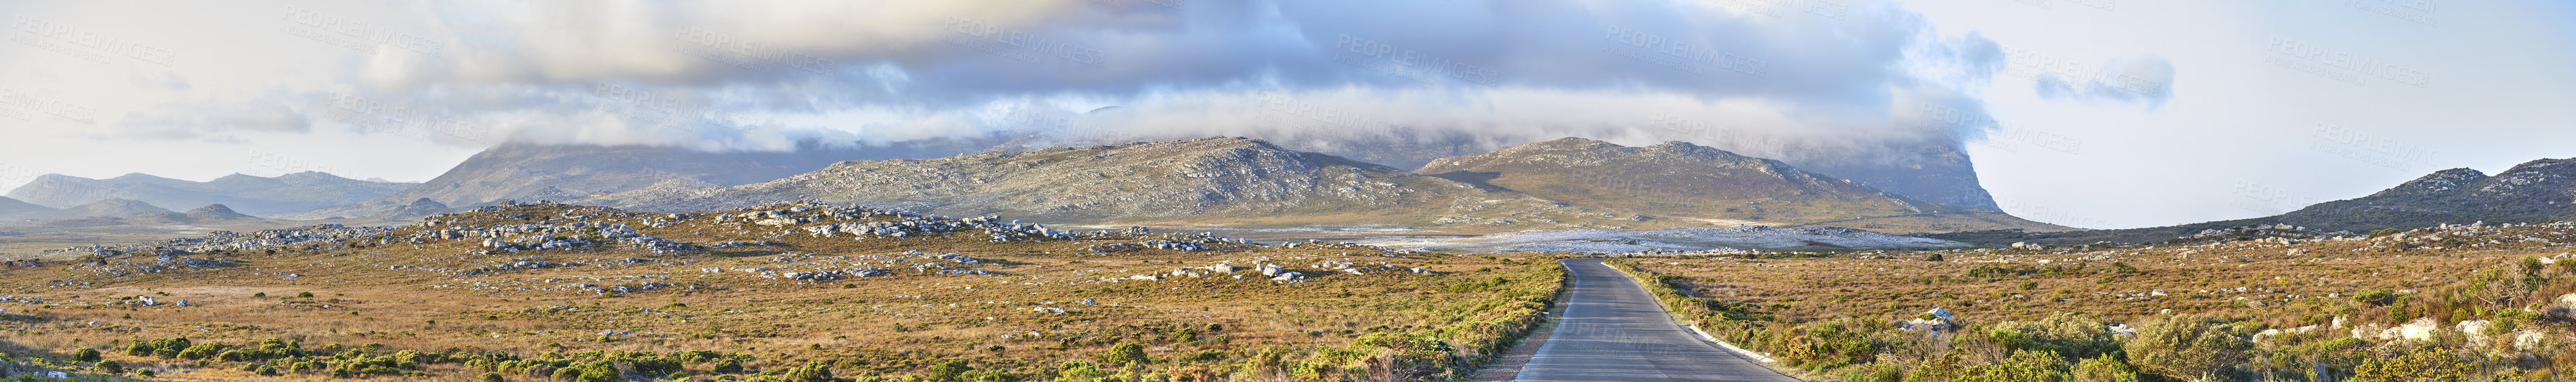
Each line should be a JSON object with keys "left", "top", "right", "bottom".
{"left": 2033, "top": 55, "right": 2174, "bottom": 108}
{"left": 102, "top": 96, "right": 309, "bottom": 140}
{"left": 6, "top": 0, "right": 2055, "bottom": 163}
{"left": 274, "top": 0, "right": 2020, "bottom": 158}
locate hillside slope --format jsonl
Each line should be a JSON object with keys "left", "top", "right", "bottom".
{"left": 0, "top": 196, "right": 53, "bottom": 217}
{"left": 1931, "top": 157, "right": 2576, "bottom": 245}
{"left": 1417, "top": 138, "right": 2065, "bottom": 233}
{"left": 284, "top": 140, "right": 1004, "bottom": 220}
{"left": 1035, "top": 130, "right": 2004, "bottom": 209}
{"left": 599, "top": 137, "right": 1650, "bottom": 233}
{"left": 2276, "top": 159, "right": 2576, "bottom": 232}
{"left": 600, "top": 137, "right": 2055, "bottom": 235}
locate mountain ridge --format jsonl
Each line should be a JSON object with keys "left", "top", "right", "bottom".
{"left": 593, "top": 136, "right": 2062, "bottom": 235}
{"left": 4, "top": 171, "right": 415, "bottom": 216}
{"left": 281, "top": 139, "right": 1014, "bottom": 220}
{"left": 1930, "top": 157, "right": 2576, "bottom": 244}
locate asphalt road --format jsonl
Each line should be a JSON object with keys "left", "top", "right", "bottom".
{"left": 1515, "top": 258, "right": 1802, "bottom": 382}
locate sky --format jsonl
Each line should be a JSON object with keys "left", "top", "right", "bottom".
{"left": 0, "top": 1, "right": 2568, "bottom": 229}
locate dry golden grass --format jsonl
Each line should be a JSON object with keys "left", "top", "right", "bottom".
{"left": 0, "top": 202, "right": 1564, "bottom": 381}
{"left": 1620, "top": 226, "right": 2576, "bottom": 327}
{"left": 1611, "top": 223, "right": 2576, "bottom": 381}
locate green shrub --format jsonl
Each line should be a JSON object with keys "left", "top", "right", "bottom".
{"left": 71, "top": 348, "right": 100, "bottom": 362}
{"left": 2351, "top": 345, "right": 2476, "bottom": 381}
{"left": 2352, "top": 289, "right": 2403, "bottom": 306}
{"left": 177, "top": 343, "right": 229, "bottom": 360}
{"left": 1955, "top": 350, "right": 2072, "bottom": 381}
{"left": 1057, "top": 360, "right": 1109, "bottom": 381}
{"left": 2070, "top": 355, "right": 2140, "bottom": 382}
{"left": 90, "top": 360, "right": 124, "bottom": 375}
{"left": 925, "top": 360, "right": 972, "bottom": 382}
{"left": 784, "top": 361, "right": 834, "bottom": 382}
{"left": 1990, "top": 313, "right": 2121, "bottom": 360}
{"left": 1099, "top": 341, "right": 1151, "bottom": 365}
{"left": 2125, "top": 314, "right": 2253, "bottom": 382}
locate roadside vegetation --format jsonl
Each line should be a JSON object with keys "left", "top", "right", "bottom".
{"left": 0, "top": 202, "right": 1563, "bottom": 381}
{"left": 1618, "top": 221, "right": 2576, "bottom": 381}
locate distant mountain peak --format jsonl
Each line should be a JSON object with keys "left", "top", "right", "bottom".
{"left": 2279, "top": 157, "right": 2576, "bottom": 232}
{"left": 583, "top": 136, "right": 2060, "bottom": 235}
{"left": 6, "top": 171, "right": 415, "bottom": 216}
{"left": 108, "top": 173, "right": 184, "bottom": 183}
{"left": 286, "top": 139, "right": 1014, "bottom": 220}
{"left": 185, "top": 204, "right": 255, "bottom": 220}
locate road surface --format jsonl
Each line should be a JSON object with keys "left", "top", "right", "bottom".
{"left": 1515, "top": 258, "right": 1802, "bottom": 382}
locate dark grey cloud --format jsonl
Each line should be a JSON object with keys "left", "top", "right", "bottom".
{"left": 293, "top": 0, "right": 2033, "bottom": 157}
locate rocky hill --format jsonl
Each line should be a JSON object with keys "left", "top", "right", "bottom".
{"left": 1419, "top": 138, "right": 1919, "bottom": 223}
{"left": 1036, "top": 130, "right": 2004, "bottom": 209}
{"left": 4, "top": 172, "right": 415, "bottom": 216}
{"left": 598, "top": 137, "right": 1639, "bottom": 232}
{"left": 596, "top": 137, "right": 2059, "bottom": 235}
{"left": 1417, "top": 138, "right": 2064, "bottom": 233}
{"left": 284, "top": 140, "right": 1004, "bottom": 220}
{"left": 183, "top": 204, "right": 257, "bottom": 220}
{"left": 2274, "top": 159, "right": 2576, "bottom": 232}
{"left": 1933, "top": 157, "right": 2576, "bottom": 245}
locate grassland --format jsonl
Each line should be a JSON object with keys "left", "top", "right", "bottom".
{"left": 15, "top": 197, "right": 2572, "bottom": 382}
{"left": 0, "top": 202, "right": 1563, "bottom": 381}
{"left": 1614, "top": 222, "right": 2576, "bottom": 381}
